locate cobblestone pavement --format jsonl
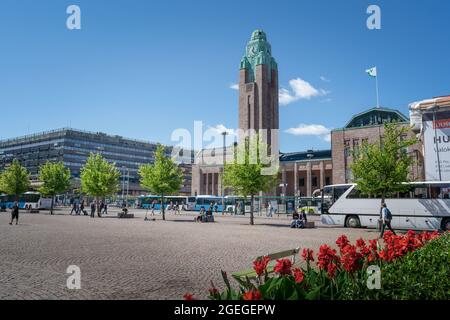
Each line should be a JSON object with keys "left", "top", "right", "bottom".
{"left": 0, "top": 208, "right": 380, "bottom": 300}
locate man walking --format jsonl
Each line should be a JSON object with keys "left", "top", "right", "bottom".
{"left": 90, "top": 201, "right": 96, "bottom": 218}
{"left": 70, "top": 201, "right": 77, "bottom": 215}
{"left": 99, "top": 200, "right": 105, "bottom": 215}
{"left": 380, "top": 202, "right": 396, "bottom": 238}
{"left": 9, "top": 201, "right": 19, "bottom": 225}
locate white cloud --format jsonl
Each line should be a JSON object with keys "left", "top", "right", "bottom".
{"left": 285, "top": 124, "right": 332, "bottom": 142}
{"left": 320, "top": 76, "right": 331, "bottom": 82}
{"left": 279, "top": 78, "right": 328, "bottom": 106}
{"left": 229, "top": 83, "right": 239, "bottom": 90}
{"left": 208, "top": 124, "right": 235, "bottom": 136}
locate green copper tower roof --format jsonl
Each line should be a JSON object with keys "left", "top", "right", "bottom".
{"left": 240, "top": 29, "right": 277, "bottom": 82}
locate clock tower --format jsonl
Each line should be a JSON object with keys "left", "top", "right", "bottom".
{"left": 238, "top": 29, "right": 279, "bottom": 148}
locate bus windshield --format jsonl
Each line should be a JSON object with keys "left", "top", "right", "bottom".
{"left": 321, "top": 185, "right": 352, "bottom": 214}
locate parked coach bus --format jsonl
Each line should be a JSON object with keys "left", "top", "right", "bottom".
{"left": 0, "top": 192, "right": 52, "bottom": 210}
{"left": 320, "top": 182, "right": 450, "bottom": 231}
{"left": 137, "top": 195, "right": 196, "bottom": 210}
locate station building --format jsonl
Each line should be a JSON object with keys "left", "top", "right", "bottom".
{"left": 331, "top": 107, "right": 425, "bottom": 185}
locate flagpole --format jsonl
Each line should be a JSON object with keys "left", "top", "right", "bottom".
{"left": 375, "top": 69, "right": 380, "bottom": 108}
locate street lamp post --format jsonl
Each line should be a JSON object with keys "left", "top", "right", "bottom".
{"left": 121, "top": 166, "right": 125, "bottom": 206}
{"left": 126, "top": 168, "right": 130, "bottom": 208}
{"left": 221, "top": 131, "right": 228, "bottom": 215}
{"left": 307, "top": 151, "right": 314, "bottom": 197}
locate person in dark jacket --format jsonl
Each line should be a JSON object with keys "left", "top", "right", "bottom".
{"left": 9, "top": 201, "right": 19, "bottom": 225}
{"left": 90, "top": 201, "right": 96, "bottom": 218}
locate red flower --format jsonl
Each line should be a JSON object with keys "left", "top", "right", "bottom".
{"left": 301, "top": 248, "right": 314, "bottom": 262}
{"left": 243, "top": 290, "right": 261, "bottom": 300}
{"left": 369, "top": 239, "right": 379, "bottom": 251}
{"left": 340, "top": 244, "right": 363, "bottom": 273}
{"left": 356, "top": 238, "right": 366, "bottom": 248}
{"left": 336, "top": 235, "right": 350, "bottom": 251}
{"left": 293, "top": 268, "right": 305, "bottom": 283}
{"left": 317, "top": 244, "right": 340, "bottom": 278}
{"left": 253, "top": 256, "right": 270, "bottom": 277}
{"left": 355, "top": 238, "right": 371, "bottom": 256}
{"left": 183, "top": 293, "right": 196, "bottom": 300}
{"left": 327, "top": 262, "right": 339, "bottom": 278}
{"left": 273, "top": 258, "right": 292, "bottom": 275}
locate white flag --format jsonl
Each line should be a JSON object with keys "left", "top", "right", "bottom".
{"left": 366, "top": 67, "right": 377, "bottom": 77}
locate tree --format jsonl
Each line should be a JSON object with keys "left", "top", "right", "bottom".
{"left": 0, "top": 159, "right": 30, "bottom": 201}
{"left": 138, "top": 144, "right": 183, "bottom": 221}
{"left": 351, "top": 123, "right": 418, "bottom": 208}
{"left": 38, "top": 161, "right": 71, "bottom": 215}
{"left": 223, "top": 135, "right": 278, "bottom": 225}
{"left": 80, "top": 153, "right": 120, "bottom": 217}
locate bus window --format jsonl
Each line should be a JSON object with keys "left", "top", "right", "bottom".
{"left": 347, "top": 188, "right": 363, "bottom": 199}
{"left": 413, "top": 186, "right": 428, "bottom": 199}
{"left": 334, "top": 186, "right": 351, "bottom": 201}
{"left": 413, "top": 187, "right": 428, "bottom": 199}
{"left": 430, "top": 186, "right": 450, "bottom": 199}
{"left": 321, "top": 187, "right": 333, "bottom": 214}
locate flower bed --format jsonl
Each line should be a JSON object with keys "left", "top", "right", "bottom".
{"left": 184, "top": 230, "right": 448, "bottom": 300}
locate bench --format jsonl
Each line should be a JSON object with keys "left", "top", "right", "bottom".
{"left": 202, "top": 215, "right": 214, "bottom": 223}
{"left": 232, "top": 247, "right": 300, "bottom": 281}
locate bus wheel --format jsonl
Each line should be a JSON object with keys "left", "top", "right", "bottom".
{"left": 442, "top": 218, "right": 450, "bottom": 231}
{"left": 345, "top": 215, "right": 361, "bottom": 228}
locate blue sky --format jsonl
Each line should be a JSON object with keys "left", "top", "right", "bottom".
{"left": 0, "top": 0, "right": 449, "bottom": 152}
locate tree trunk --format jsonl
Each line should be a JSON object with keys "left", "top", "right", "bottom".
{"left": 161, "top": 194, "right": 165, "bottom": 221}
{"left": 96, "top": 196, "right": 102, "bottom": 217}
{"left": 50, "top": 196, "right": 54, "bottom": 215}
{"left": 250, "top": 194, "right": 254, "bottom": 225}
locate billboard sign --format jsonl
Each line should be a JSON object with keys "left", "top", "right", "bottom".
{"left": 422, "top": 110, "right": 450, "bottom": 181}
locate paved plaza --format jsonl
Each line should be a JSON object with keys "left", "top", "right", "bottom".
{"left": 0, "top": 208, "right": 380, "bottom": 300}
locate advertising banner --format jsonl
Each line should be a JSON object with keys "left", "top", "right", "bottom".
{"left": 422, "top": 110, "right": 450, "bottom": 180}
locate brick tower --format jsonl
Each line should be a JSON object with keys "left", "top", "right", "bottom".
{"left": 238, "top": 29, "right": 279, "bottom": 147}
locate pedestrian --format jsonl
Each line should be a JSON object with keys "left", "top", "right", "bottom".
{"left": 208, "top": 202, "right": 214, "bottom": 214}
{"left": 90, "top": 201, "right": 96, "bottom": 218}
{"left": 379, "top": 202, "right": 396, "bottom": 238}
{"left": 70, "top": 202, "right": 77, "bottom": 215}
{"left": 213, "top": 202, "right": 218, "bottom": 214}
{"left": 9, "top": 201, "right": 19, "bottom": 225}
{"left": 103, "top": 202, "right": 108, "bottom": 215}
{"left": 175, "top": 201, "right": 180, "bottom": 214}
{"left": 267, "top": 202, "right": 273, "bottom": 217}
{"left": 80, "top": 200, "right": 86, "bottom": 215}
{"left": 100, "top": 200, "right": 105, "bottom": 215}
{"left": 151, "top": 200, "right": 156, "bottom": 215}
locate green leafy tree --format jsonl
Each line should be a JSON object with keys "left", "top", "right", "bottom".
{"left": 351, "top": 123, "right": 418, "bottom": 207}
{"left": 0, "top": 159, "right": 30, "bottom": 201}
{"left": 38, "top": 161, "right": 71, "bottom": 215}
{"left": 80, "top": 153, "right": 120, "bottom": 217}
{"left": 223, "top": 135, "right": 278, "bottom": 225}
{"left": 138, "top": 145, "right": 183, "bottom": 221}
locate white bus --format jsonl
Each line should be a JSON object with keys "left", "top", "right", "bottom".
{"left": 320, "top": 182, "right": 450, "bottom": 231}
